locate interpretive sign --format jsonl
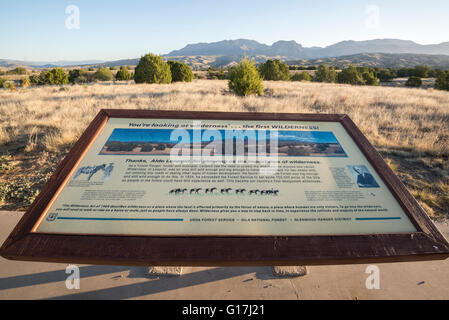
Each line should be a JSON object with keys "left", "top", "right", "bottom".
{"left": 1, "top": 110, "right": 448, "bottom": 266}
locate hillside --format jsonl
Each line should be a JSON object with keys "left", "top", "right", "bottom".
{"left": 3, "top": 38, "right": 449, "bottom": 70}
{"left": 287, "top": 52, "right": 449, "bottom": 69}
{"left": 167, "top": 39, "right": 449, "bottom": 59}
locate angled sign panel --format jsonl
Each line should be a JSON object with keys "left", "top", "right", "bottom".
{"left": 1, "top": 110, "right": 448, "bottom": 266}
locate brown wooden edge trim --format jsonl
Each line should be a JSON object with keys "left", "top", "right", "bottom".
{"left": 339, "top": 115, "right": 449, "bottom": 247}
{"left": 102, "top": 109, "right": 348, "bottom": 122}
{"left": 1, "top": 232, "right": 447, "bottom": 266}
{"left": 0, "top": 110, "right": 109, "bottom": 251}
{"left": 1, "top": 109, "right": 448, "bottom": 265}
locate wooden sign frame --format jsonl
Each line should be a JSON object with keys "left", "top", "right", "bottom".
{"left": 1, "top": 109, "right": 448, "bottom": 266}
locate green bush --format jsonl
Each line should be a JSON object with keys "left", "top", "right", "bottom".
{"left": 29, "top": 74, "right": 40, "bottom": 85}
{"left": 228, "top": 58, "right": 264, "bottom": 96}
{"left": 167, "top": 61, "right": 193, "bottom": 82}
{"left": 435, "top": 71, "right": 449, "bottom": 91}
{"left": 94, "top": 67, "right": 114, "bottom": 81}
{"left": 4, "top": 81, "right": 16, "bottom": 91}
{"left": 259, "top": 59, "right": 290, "bottom": 81}
{"left": 115, "top": 66, "right": 132, "bottom": 81}
{"left": 395, "top": 66, "right": 432, "bottom": 78}
{"left": 290, "top": 71, "right": 311, "bottom": 82}
{"left": 337, "top": 66, "right": 365, "bottom": 85}
{"left": 207, "top": 69, "right": 227, "bottom": 80}
{"left": 141, "top": 144, "right": 154, "bottom": 152}
{"left": 405, "top": 76, "right": 422, "bottom": 87}
{"left": 412, "top": 65, "right": 431, "bottom": 78}
{"left": 313, "top": 65, "right": 337, "bottom": 83}
{"left": 134, "top": 53, "right": 172, "bottom": 84}
{"left": 9, "top": 67, "right": 27, "bottom": 75}
{"left": 377, "top": 69, "right": 396, "bottom": 82}
{"left": 20, "top": 77, "right": 30, "bottom": 88}
{"left": 194, "top": 72, "right": 206, "bottom": 80}
{"left": 0, "top": 77, "right": 5, "bottom": 88}
{"left": 361, "top": 71, "right": 379, "bottom": 86}
{"left": 68, "top": 69, "right": 88, "bottom": 84}
{"left": 38, "top": 68, "right": 69, "bottom": 85}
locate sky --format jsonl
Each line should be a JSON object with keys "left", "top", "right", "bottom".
{"left": 107, "top": 129, "right": 339, "bottom": 144}
{"left": 1, "top": 0, "right": 448, "bottom": 61}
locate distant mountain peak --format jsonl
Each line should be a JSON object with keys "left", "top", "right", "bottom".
{"left": 3, "top": 38, "right": 449, "bottom": 70}
{"left": 166, "top": 38, "right": 449, "bottom": 60}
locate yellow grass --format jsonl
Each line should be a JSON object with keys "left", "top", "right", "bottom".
{"left": 1, "top": 80, "right": 448, "bottom": 217}
{"left": 1, "top": 80, "right": 448, "bottom": 155}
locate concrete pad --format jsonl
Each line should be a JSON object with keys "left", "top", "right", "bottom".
{"left": 148, "top": 267, "right": 183, "bottom": 277}
{"left": 0, "top": 211, "right": 448, "bottom": 300}
{"left": 272, "top": 266, "right": 308, "bottom": 278}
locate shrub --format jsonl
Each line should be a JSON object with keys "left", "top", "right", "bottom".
{"left": 68, "top": 69, "right": 88, "bottom": 84}
{"left": 141, "top": 144, "right": 154, "bottom": 152}
{"left": 206, "top": 69, "right": 227, "bottom": 80}
{"left": 412, "top": 65, "right": 431, "bottom": 78}
{"left": 115, "top": 66, "right": 132, "bottom": 81}
{"left": 259, "top": 59, "right": 290, "bottom": 81}
{"left": 9, "top": 67, "right": 27, "bottom": 75}
{"left": 134, "top": 53, "right": 172, "bottom": 84}
{"left": 337, "top": 66, "right": 365, "bottom": 85}
{"left": 194, "top": 72, "right": 207, "bottom": 80}
{"left": 4, "top": 81, "right": 16, "bottom": 91}
{"left": 88, "top": 67, "right": 95, "bottom": 71}
{"left": 51, "top": 68, "right": 69, "bottom": 85}
{"left": 313, "top": 65, "right": 337, "bottom": 83}
{"left": 0, "top": 77, "right": 5, "bottom": 88}
{"left": 396, "top": 68, "right": 412, "bottom": 78}
{"left": 435, "top": 71, "right": 449, "bottom": 91}
{"left": 378, "top": 69, "right": 396, "bottom": 82}
{"left": 405, "top": 76, "right": 422, "bottom": 87}
{"left": 38, "top": 68, "right": 69, "bottom": 85}
{"left": 167, "top": 61, "right": 193, "bottom": 82}
{"left": 38, "top": 71, "right": 51, "bottom": 84}
{"left": 228, "top": 58, "right": 264, "bottom": 96}
{"left": 94, "top": 67, "right": 114, "bottom": 81}
{"left": 291, "top": 71, "right": 311, "bottom": 82}
{"left": 20, "top": 77, "right": 30, "bottom": 88}
{"left": 109, "top": 66, "right": 116, "bottom": 70}
{"left": 29, "top": 74, "right": 40, "bottom": 85}
{"left": 361, "top": 71, "right": 379, "bottom": 86}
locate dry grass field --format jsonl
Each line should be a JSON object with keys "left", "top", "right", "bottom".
{"left": 0, "top": 80, "right": 448, "bottom": 218}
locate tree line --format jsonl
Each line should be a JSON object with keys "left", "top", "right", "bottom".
{"left": 226, "top": 58, "right": 449, "bottom": 96}
{"left": 0, "top": 55, "right": 194, "bottom": 88}
{"left": 1, "top": 55, "right": 448, "bottom": 93}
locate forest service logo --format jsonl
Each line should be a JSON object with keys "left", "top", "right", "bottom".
{"left": 46, "top": 212, "right": 58, "bottom": 222}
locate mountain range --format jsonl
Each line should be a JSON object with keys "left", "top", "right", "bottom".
{"left": 0, "top": 59, "right": 104, "bottom": 69}
{"left": 2, "top": 39, "right": 449, "bottom": 69}
{"left": 166, "top": 38, "right": 449, "bottom": 59}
